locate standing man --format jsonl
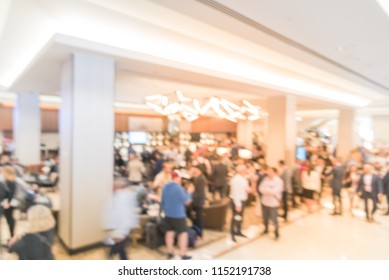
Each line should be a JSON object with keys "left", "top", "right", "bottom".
{"left": 127, "top": 153, "right": 145, "bottom": 186}
{"left": 229, "top": 165, "right": 251, "bottom": 242}
{"left": 161, "top": 171, "right": 194, "bottom": 260}
{"left": 189, "top": 165, "right": 206, "bottom": 239}
{"left": 357, "top": 163, "right": 384, "bottom": 222}
{"left": 259, "top": 167, "right": 283, "bottom": 240}
{"left": 330, "top": 158, "right": 344, "bottom": 215}
{"left": 278, "top": 160, "right": 292, "bottom": 221}
{"left": 291, "top": 160, "right": 302, "bottom": 207}
{"left": 102, "top": 179, "right": 138, "bottom": 260}
{"left": 210, "top": 156, "right": 228, "bottom": 200}
{"left": 153, "top": 161, "right": 173, "bottom": 195}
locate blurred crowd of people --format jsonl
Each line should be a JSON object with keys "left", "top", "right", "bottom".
{"left": 110, "top": 139, "right": 389, "bottom": 259}
{"left": 0, "top": 152, "right": 58, "bottom": 260}
{"left": 2, "top": 137, "right": 389, "bottom": 260}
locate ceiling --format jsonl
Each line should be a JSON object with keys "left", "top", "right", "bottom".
{"left": 1, "top": 0, "right": 389, "bottom": 113}
{"left": 213, "top": 0, "right": 389, "bottom": 91}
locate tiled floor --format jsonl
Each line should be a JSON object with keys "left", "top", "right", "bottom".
{"left": 1, "top": 188, "right": 389, "bottom": 260}
{"left": 218, "top": 207, "right": 389, "bottom": 259}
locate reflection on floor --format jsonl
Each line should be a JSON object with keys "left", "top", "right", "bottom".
{"left": 1, "top": 188, "right": 389, "bottom": 260}
{"left": 218, "top": 206, "right": 389, "bottom": 260}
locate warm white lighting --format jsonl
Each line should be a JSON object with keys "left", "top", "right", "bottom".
{"left": 145, "top": 95, "right": 162, "bottom": 102}
{"left": 216, "top": 147, "right": 230, "bottom": 156}
{"left": 1, "top": 1, "right": 377, "bottom": 108}
{"left": 247, "top": 115, "right": 260, "bottom": 121}
{"left": 225, "top": 115, "right": 238, "bottom": 123}
{"left": 189, "top": 143, "right": 197, "bottom": 152}
{"left": 145, "top": 91, "right": 200, "bottom": 122}
{"left": 238, "top": 149, "right": 253, "bottom": 159}
{"left": 199, "top": 99, "right": 212, "bottom": 115}
{"left": 145, "top": 92, "right": 266, "bottom": 123}
{"left": 193, "top": 99, "right": 201, "bottom": 112}
{"left": 40, "top": 95, "right": 61, "bottom": 104}
{"left": 220, "top": 101, "right": 235, "bottom": 115}
{"left": 176, "top": 90, "right": 183, "bottom": 100}
{"left": 145, "top": 102, "right": 166, "bottom": 115}
{"left": 182, "top": 111, "right": 198, "bottom": 122}
{"left": 166, "top": 103, "right": 180, "bottom": 114}
{"left": 161, "top": 96, "right": 168, "bottom": 107}
{"left": 221, "top": 98, "right": 240, "bottom": 111}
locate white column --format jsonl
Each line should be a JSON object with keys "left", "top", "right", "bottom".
{"left": 13, "top": 92, "right": 41, "bottom": 164}
{"left": 266, "top": 95, "right": 296, "bottom": 167}
{"left": 237, "top": 119, "right": 253, "bottom": 150}
{"left": 337, "top": 108, "right": 355, "bottom": 161}
{"left": 59, "top": 53, "right": 114, "bottom": 251}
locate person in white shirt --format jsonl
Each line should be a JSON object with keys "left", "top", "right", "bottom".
{"left": 259, "top": 167, "right": 283, "bottom": 240}
{"left": 152, "top": 161, "right": 173, "bottom": 196}
{"left": 102, "top": 179, "right": 138, "bottom": 260}
{"left": 301, "top": 164, "right": 321, "bottom": 213}
{"left": 229, "top": 164, "right": 251, "bottom": 242}
{"left": 127, "top": 153, "right": 145, "bottom": 186}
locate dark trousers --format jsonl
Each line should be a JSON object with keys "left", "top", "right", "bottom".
{"left": 262, "top": 205, "right": 279, "bottom": 233}
{"left": 212, "top": 185, "right": 226, "bottom": 200}
{"left": 363, "top": 192, "right": 378, "bottom": 220}
{"left": 230, "top": 200, "right": 246, "bottom": 237}
{"left": 191, "top": 206, "right": 204, "bottom": 238}
{"left": 281, "top": 191, "right": 288, "bottom": 220}
{"left": 109, "top": 238, "right": 128, "bottom": 260}
{"left": 4, "top": 207, "right": 15, "bottom": 237}
{"left": 291, "top": 187, "right": 299, "bottom": 207}
{"left": 332, "top": 189, "right": 342, "bottom": 214}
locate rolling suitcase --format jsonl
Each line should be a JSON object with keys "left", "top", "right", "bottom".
{"left": 145, "top": 221, "right": 164, "bottom": 250}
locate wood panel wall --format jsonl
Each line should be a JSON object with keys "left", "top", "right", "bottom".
{"left": 41, "top": 109, "right": 59, "bottom": 132}
{"left": 0, "top": 105, "right": 13, "bottom": 131}
{"left": 0, "top": 106, "right": 237, "bottom": 136}
{"left": 191, "top": 116, "right": 237, "bottom": 133}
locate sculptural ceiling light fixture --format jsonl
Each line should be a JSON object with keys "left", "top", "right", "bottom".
{"left": 145, "top": 91, "right": 264, "bottom": 123}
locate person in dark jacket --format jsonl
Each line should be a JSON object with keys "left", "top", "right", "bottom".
{"left": 189, "top": 165, "right": 206, "bottom": 239}
{"left": 210, "top": 157, "right": 228, "bottom": 200}
{"left": 8, "top": 204, "right": 56, "bottom": 260}
{"left": 291, "top": 162, "right": 302, "bottom": 207}
{"left": 357, "top": 163, "right": 384, "bottom": 222}
{"left": 0, "top": 166, "right": 19, "bottom": 237}
{"left": 330, "top": 158, "right": 345, "bottom": 215}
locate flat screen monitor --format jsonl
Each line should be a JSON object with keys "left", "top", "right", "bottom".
{"left": 128, "top": 131, "right": 148, "bottom": 145}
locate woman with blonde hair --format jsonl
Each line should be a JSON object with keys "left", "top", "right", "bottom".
{"left": 8, "top": 204, "right": 56, "bottom": 260}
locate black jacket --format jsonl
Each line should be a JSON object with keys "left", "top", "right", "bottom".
{"left": 9, "top": 229, "right": 55, "bottom": 260}
{"left": 357, "top": 174, "right": 383, "bottom": 198}
{"left": 211, "top": 163, "right": 228, "bottom": 188}
{"left": 192, "top": 174, "right": 206, "bottom": 208}
{"left": 382, "top": 171, "right": 389, "bottom": 195}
